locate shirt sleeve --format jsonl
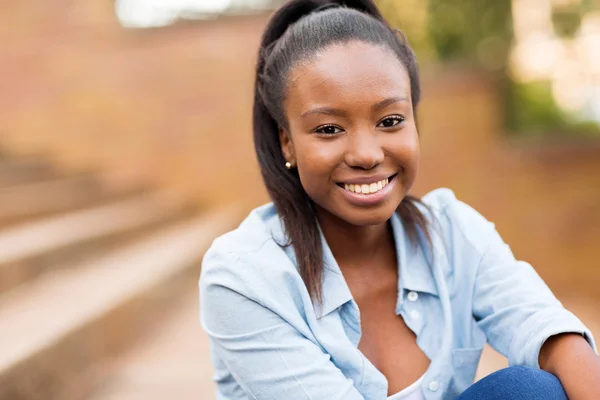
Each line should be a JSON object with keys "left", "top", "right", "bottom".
{"left": 436, "top": 190, "right": 597, "bottom": 369}
{"left": 199, "top": 251, "right": 365, "bottom": 400}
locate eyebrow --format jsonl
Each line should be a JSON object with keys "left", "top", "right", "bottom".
{"left": 300, "top": 96, "right": 409, "bottom": 119}
{"left": 300, "top": 107, "right": 348, "bottom": 119}
{"left": 371, "top": 96, "right": 409, "bottom": 112}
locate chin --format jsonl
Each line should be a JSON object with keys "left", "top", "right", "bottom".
{"left": 333, "top": 202, "right": 401, "bottom": 227}
{"left": 312, "top": 184, "right": 407, "bottom": 228}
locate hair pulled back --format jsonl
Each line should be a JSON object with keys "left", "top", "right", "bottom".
{"left": 253, "top": 0, "right": 431, "bottom": 310}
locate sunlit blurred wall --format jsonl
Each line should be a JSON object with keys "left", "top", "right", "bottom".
{"left": 0, "top": 1, "right": 599, "bottom": 296}
{"left": 0, "top": 1, "right": 268, "bottom": 207}
{"left": 415, "top": 68, "right": 600, "bottom": 298}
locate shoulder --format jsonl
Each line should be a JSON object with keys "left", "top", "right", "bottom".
{"left": 421, "top": 188, "right": 497, "bottom": 256}
{"left": 205, "top": 203, "right": 279, "bottom": 261}
{"left": 200, "top": 203, "right": 305, "bottom": 305}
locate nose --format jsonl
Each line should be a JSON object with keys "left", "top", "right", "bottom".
{"left": 344, "top": 130, "right": 384, "bottom": 170}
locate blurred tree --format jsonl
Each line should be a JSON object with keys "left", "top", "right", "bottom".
{"left": 378, "top": 0, "right": 600, "bottom": 138}
{"left": 506, "top": 81, "right": 570, "bottom": 137}
{"left": 427, "top": 0, "right": 511, "bottom": 69}
{"left": 377, "top": 0, "right": 436, "bottom": 62}
{"left": 378, "top": 0, "right": 512, "bottom": 69}
{"left": 551, "top": 3, "right": 582, "bottom": 38}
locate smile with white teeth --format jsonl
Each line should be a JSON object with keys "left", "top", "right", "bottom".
{"left": 343, "top": 178, "right": 390, "bottom": 194}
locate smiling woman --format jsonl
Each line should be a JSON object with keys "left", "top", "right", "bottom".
{"left": 280, "top": 40, "right": 418, "bottom": 227}
{"left": 199, "top": 1, "right": 600, "bottom": 399}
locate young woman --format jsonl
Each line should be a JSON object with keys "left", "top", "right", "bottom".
{"left": 199, "top": 1, "right": 599, "bottom": 398}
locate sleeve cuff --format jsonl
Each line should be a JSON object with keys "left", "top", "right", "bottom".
{"left": 508, "top": 307, "right": 597, "bottom": 369}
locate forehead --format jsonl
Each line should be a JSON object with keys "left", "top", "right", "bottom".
{"left": 286, "top": 41, "right": 411, "bottom": 106}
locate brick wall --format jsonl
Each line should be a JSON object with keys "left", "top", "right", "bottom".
{"left": 1, "top": 4, "right": 599, "bottom": 295}
{"left": 1, "top": 3, "right": 267, "bottom": 206}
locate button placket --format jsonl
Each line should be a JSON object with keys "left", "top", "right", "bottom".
{"left": 428, "top": 380, "right": 440, "bottom": 392}
{"left": 407, "top": 291, "right": 419, "bottom": 302}
{"left": 405, "top": 291, "right": 420, "bottom": 321}
{"left": 409, "top": 310, "right": 420, "bottom": 320}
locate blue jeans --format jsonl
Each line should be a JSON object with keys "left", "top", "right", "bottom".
{"left": 457, "top": 366, "right": 567, "bottom": 400}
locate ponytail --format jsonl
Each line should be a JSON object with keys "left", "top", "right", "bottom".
{"left": 252, "top": 0, "right": 431, "bottom": 312}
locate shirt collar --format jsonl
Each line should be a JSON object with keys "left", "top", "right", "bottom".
{"left": 317, "top": 226, "right": 354, "bottom": 319}
{"left": 262, "top": 206, "right": 355, "bottom": 319}
{"left": 317, "top": 212, "right": 439, "bottom": 319}
{"left": 389, "top": 212, "right": 439, "bottom": 300}
{"left": 264, "top": 205, "right": 438, "bottom": 320}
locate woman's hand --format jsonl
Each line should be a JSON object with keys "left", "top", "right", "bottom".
{"left": 539, "top": 332, "right": 600, "bottom": 399}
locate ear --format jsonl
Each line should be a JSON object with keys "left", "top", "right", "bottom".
{"left": 279, "top": 127, "right": 296, "bottom": 167}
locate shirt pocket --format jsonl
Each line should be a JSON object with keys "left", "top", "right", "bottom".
{"left": 451, "top": 346, "right": 484, "bottom": 393}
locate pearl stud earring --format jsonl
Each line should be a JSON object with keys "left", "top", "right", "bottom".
{"left": 285, "top": 162, "right": 292, "bottom": 169}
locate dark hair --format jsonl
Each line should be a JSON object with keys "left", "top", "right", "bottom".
{"left": 253, "top": 0, "right": 432, "bottom": 310}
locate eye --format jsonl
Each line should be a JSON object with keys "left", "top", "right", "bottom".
{"left": 314, "top": 124, "right": 343, "bottom": 135}
{"left": 377, "top": 115, "right": 405, "bottom": 128}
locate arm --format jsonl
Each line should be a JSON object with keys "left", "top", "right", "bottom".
{"left": 539, "top": 333, "right": 600, "bottom": 399}
{"left": 442, "top": 197, "right": 596, "bottom": 373}
{"left": 200, "top": 257, "right": 365, "bottom": 400}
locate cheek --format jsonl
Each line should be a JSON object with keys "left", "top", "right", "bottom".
{"left": 385, "top": 128, "right": 420, "bottom": 168}
{"left": 404, "top": 134, "right": 420, "bottom": 165}
{"left": 294, "top": 141, "right": 342, "bottom": 191}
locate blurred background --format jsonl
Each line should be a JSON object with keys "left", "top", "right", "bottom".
{"left": 0, "top": 0, "right": 598, "bottom": 399}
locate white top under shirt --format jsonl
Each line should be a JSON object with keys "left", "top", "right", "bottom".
{"left": 387, "top": 374, "right": 426, "bottom": 400}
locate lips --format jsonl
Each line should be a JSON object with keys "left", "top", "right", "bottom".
{"left": 336, "top": 173, "right": 397, "bottom": 194}
{"left": 337, "top": 173, "right": 396, "bottom": 185}
{"left": 336, "top": 173, "right": 397, "bottom": 206}
{"left": 343, "top": 177, "right": 390, "bottom": 194}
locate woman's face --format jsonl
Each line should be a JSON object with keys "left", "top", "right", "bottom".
{"left": 281, "top": 41, "right": 420, "bottom": 227}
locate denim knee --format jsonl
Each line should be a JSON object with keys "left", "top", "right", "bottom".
{"left": 457, "top": 366, "right": 567, "bottom": 400}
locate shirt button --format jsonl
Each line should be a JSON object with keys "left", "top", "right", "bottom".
{"left": 407, "top": 291, "right": 419, "bottom": 302}
{"left": 428, "top": 381, "right": 440, "bottom": 392}
{"left": 410, "top": 310, "right": 420, "bottom": 320}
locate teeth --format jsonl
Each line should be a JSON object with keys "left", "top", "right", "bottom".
{"left": 343, "top": 178, "right": 391, "bottom": 194}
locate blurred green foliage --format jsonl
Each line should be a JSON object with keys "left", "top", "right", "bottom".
{"left": 507, "top": 81, "right": 600, "bottom": 138}
{"left": 507, "top": 81, "right": 572, "bottom": 137}
{"left": 377, "top": 0, "right": 512, "bottom": 68}
{"left": 551, "top": 6, "right": 582, "bottom": 38}
{"left": 377, "top": 0, "right": 600, "bottom": 138}
{"left": 427, "top": 0, "right": 511, "bottom": 67}
{"left": 551, "top": 0, "right": 599, "bottom": 38}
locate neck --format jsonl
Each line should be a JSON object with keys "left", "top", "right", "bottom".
{"left": 315, "top": 207, "right": 395, "bottom": 270}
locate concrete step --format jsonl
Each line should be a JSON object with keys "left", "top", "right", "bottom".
{"left": 0, "top": 175, "right": 147, "bottom": 228}
{"left": 0, "top": 157, "right": 57, "bottom": 188}
{"left": 0, "top": 192, "right": 187, "bottom": 295}
{"left": 0, "top": 207, "right": 241, "bottom": 400}
{"left": 86, "top": 292, "right": 216, "bottom": 400}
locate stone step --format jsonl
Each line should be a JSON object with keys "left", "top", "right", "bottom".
{"left": 0, "top": 175, "right": 147, "bottom": 228}
{"left": 0, "top": 207, "right": 241, "bottom": 400}
{"left": 0, "top": 192, "right": 187, "bottom": 295}
{"left": 0, "top": 157, "right": 57, "bottom": 188}
{"left": 86, "top": 291, "right": 216, "bottom": 400}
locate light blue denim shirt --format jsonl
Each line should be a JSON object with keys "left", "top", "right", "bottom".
{"left": 199, "top": 188, "right": 596, "bottom": 400}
